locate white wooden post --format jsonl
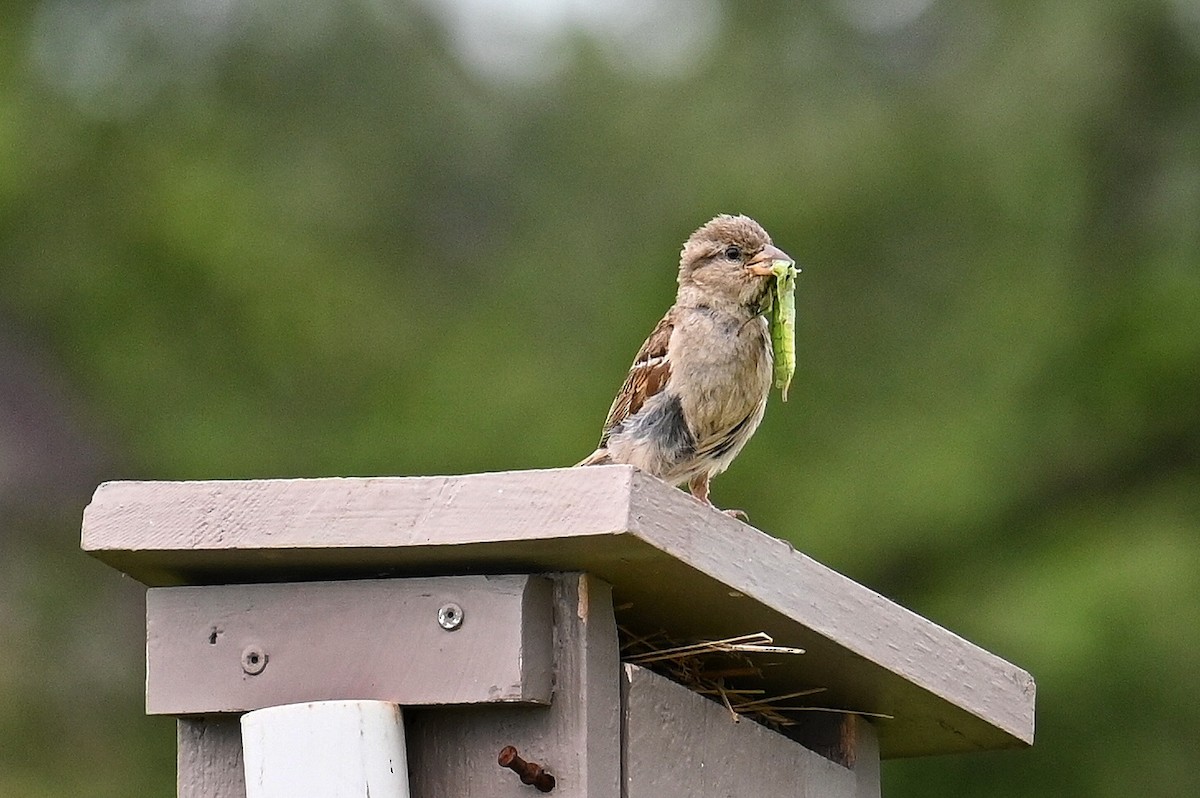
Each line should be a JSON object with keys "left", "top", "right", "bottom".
{"left": 241, "top": 700, "right": 410, "bottom": 798}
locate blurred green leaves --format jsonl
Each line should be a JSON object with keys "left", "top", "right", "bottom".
{"left": 1, "top": 0, "right": 1198, "bottom": 795}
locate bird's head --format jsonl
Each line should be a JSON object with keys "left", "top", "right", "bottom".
{"left": 677, "top": 214, "right": 795, "bottom": 311}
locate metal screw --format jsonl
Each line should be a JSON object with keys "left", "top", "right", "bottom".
{"left": 241, "top": 645, "right": 268, "bottom": 675}
{"left": 437, "top": 603, "right": 464, "bottom": 631}
{"left": 498, "top": 745, "right": 555, "bottom": 793}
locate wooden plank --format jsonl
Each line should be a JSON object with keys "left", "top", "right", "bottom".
{"left": 172, "top": 574, "right": 617, "bottom": 798}
{"left": 148, "top": 575, "right": 552, "bottom": 714}
{"left": 621, "top": 664, "right": 862, "bottom": 797}
{"left": 405, "top": 573, "right": 621, "bottom": 798}
{"left": 178, "top": 716, "right": 246, "bottom": 798}
{"left": 82, "top": 468, "right": 635, "bottom": 586}
{"left": 622, "top": 471, "right": 1035, "bottom": 759}
{"left": 82, "top": 466, "right": 1035, "bottom": 758}
{"left": 854, "top": 715, "right": 881, "bottom": 798}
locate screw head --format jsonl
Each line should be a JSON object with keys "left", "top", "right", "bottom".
{"left": 437, "top": 603, "right": 464, "bottom": 631}
{"left": 241, "top": 645, "right": 268, "bottom": 675}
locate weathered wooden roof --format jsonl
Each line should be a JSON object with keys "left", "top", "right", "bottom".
{"left": 81, "top": 465, "right": 1034, "bottom": 759}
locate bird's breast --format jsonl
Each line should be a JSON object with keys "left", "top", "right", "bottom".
{"left": 668, "top": 311, "right": 772, "bottom": 438}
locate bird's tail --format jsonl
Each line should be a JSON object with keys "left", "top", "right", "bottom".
{"left": 575, "top": 448, "right": 612, "bottom": 467}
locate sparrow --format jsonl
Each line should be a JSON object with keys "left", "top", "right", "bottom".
{"left": 577, "top": 214, "right": 795, "bottom": 515}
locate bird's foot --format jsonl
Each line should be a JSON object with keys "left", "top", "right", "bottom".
{"left": 686, "top": 475, "right": 748, "bottom": 520}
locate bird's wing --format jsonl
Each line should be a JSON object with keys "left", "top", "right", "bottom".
{"left": 597, "top": 312, "right": 675, "bottom": 446}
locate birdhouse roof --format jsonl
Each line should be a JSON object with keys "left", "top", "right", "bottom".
{"left": 82, "top": 465, "right": 1034, "bottom": 759}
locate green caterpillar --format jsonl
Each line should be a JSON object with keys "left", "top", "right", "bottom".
{"left": 770, "top": 261, "right": 798, "bottom": 401}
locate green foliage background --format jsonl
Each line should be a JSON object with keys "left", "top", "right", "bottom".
{"left": 2, "top": 0, "right": 1198, "bottom": 795}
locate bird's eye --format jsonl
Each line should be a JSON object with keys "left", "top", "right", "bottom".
{"left": 724, "top": 245, "right": 742, "bottom": 261}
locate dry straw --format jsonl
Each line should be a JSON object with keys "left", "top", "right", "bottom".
{"left": 619, "top": 627, "right": 892, "bottom": 728}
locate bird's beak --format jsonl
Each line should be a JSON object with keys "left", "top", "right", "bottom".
{"left": 745, "top": 244, "right": 797, "bottom": 277}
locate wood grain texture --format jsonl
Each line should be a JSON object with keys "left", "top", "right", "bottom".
{"left": 854, "top": 715, "right": 881, "bottom": 798}
{"left": 623, "top": 469, "right": 1037, "bottom": 758}
{"left": 621, "top": 664, "right": 861, "bottom": 798}
{"left": 82, "top": 468, "right": 635, "bottom": 585}
{"left": 178, "top": 716, "right": 246, "bottom": 798}
{"left": 173, "top": 574, "right": 618, "bottom": 798}
{"left": 147, "top": 576, "right": 552, "bottom": 714}
{"left": 405, "top": 573, "right": 621, "bottom": 798}
{"left": 82, "top": 466, "right": 1035, "bottom": 758}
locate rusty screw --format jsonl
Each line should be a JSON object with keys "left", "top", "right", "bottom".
{"left": 498, "top": 745, "right": 555, "bottom": 792}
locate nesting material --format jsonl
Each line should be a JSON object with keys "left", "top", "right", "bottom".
{"left": 619, "top": 627, "right": 891, "bottom": 729}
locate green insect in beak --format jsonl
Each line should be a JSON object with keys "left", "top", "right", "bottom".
{"left": 768, "top": 260, "right": 799, "bottom": 401}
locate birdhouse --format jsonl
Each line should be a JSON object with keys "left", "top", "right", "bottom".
{"left": 81, "top": 466, "right": 1035, "bottom": 797}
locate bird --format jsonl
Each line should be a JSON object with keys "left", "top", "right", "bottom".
{"left": 577, "top": 214, "right": 794, "bottom": 516}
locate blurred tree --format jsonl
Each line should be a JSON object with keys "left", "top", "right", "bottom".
{"left": 1, "top": 0, "right": 1197, "bottom": 795}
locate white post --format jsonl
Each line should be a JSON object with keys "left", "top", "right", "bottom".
{"left": 241, "top": 700, "right": 410, "bottom": 798}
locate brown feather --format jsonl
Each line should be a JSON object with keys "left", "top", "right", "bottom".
{"left": 576, "top": 214, "right": 791, "bottom": 507}
{"left": 597, "top": 312, "right": 675, "bottom": 447}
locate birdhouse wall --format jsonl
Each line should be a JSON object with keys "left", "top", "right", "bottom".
{"left": 622, "top": 664, "right": 879, "bottom": 798}
{"left": 173, "top": 572, "right": 878, "bottom": 798}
